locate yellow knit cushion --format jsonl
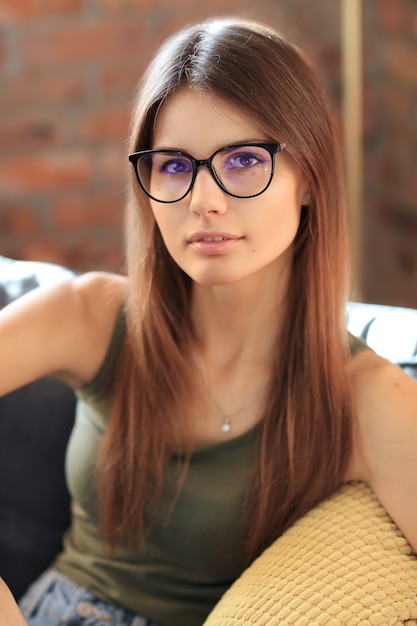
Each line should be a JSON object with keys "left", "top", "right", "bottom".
{"left": 204, "top": 482, "right": 417, "bottom": 625}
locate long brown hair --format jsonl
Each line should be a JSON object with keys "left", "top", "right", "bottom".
{"left": 97, "top": 18, "right": 353, "bottom": 562}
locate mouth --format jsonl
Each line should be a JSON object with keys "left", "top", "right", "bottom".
{"left": 187, "top": 232, "right": 242, "bottom": 255}
{"left": 199, "top": 236, "right": 230, "bottom": 242}
{"left": 188, "top": 232, "right": 240, "bottom": 243}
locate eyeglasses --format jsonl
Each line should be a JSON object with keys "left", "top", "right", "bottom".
{"left": 128, "top": 142, "right": 286, "bottom": 203}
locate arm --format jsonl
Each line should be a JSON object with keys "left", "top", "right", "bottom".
{"left": 0, "top": 271, "right": 126, "bottom": 396}
{"left": 350, "top": 349, "right": 417, "bottom": 553}
{"left": 0, "top": 578, "right": 27, "bottom": 626}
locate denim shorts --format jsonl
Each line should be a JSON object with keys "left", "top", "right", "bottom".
{"left": 19, "top": 569, "right": 161, "bottom": 626}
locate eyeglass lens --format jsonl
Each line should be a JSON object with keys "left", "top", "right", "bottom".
{"left": 136, "top": 145, "right": 273, "bottom": 202}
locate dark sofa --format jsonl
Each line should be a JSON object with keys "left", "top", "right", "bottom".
{"left": 0, "top": 257, "right": 76, "bottom": 599}
{"left": 0, "top": 255, "right": 416, "bottom": 602}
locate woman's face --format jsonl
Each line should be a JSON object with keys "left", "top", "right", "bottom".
{"left": 149, "top": 89, "right": 308, "bottom": 288}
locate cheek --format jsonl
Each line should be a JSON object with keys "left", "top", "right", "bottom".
{"left": 151, "top": 208, "right": 183, "bottom": 257}
{"left": 263, "top": 193, "right": 302, "bottom": 233}
{"left": 257, "top": 194, "right": 302, "bottom": 253}
{"left": 151, "top": 206, "right": 172, "bottom": 238}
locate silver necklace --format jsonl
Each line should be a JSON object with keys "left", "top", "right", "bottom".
{"left": 197, "top": 362, "right": 269, "bottom": 433}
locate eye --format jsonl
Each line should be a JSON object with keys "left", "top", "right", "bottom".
{"left": 158, "top": 157, "right": 192, "bottom": 175}
{"left": 223, "top": 149, "right": 267, "bottom": 170}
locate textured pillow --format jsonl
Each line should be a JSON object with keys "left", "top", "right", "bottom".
{"left": 204, "top": 482, "right": 417, "bottom": 625}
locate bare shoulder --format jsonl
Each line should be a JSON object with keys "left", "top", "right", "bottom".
{"left": 72, "top": 271, "right": 127, "bottom": 327}
{"left": 350, "top": 348, "right": 417, "bottom": 432}
{"left": 349, "top": 348, "right": 417, "bottom": 552}
{"left": 0, "top": 271, "right": 127, "bottom": 395}
{"left": 61, "top": 271, "right": 128, "bottom": 384}
{"left": 0, "top": 578, "right": 27, "bottom": 625}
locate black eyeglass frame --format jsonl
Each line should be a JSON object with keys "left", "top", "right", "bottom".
{"left": 128, "top": 142, "right": 286, "bottom": 203}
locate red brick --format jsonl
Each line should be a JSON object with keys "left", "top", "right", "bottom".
{"left": 98, "top": 145, "right": 129, "bottom": 187}
{"left": 0, "top": 110, "right": 67, "bottom": 148}
{"left": 0, "top": 71, "right": 85, "bottom": 112}
{"left": 100, "top": 64, "right": 143, "bottom": 100}
{"left": 379, "top": 83, "right": 413, "bottom": 119}
{"left": 377, "top": 0, "right": 414, "bottom": 35}
{"left": 1, "top": 0, "right": 83, "bottom": 20}
{"left": 0, "top": 151, "right": 93, "bottom": 191}
{"left": 0, "top": 33, "right": 5, "bottom": 67}
{"left": 20, "top": 240, "right": 70, "bottom": 267}
{"left": 0, "top": 201, "right": 39, "bottom": 233}
{"left": 78, "top": 105, "right": 132, "bottom": 143}
{"left": 52, "top": 190, "right": 124, "bottom": 229}
{"left": 100, "top": 0, "right": 156, "bottom": 12}
{"left": 60, "top": 236, "right": 124, "bottom": 273}
{"left": 19, "top": 20, "right": 145, "bottom": 68}
{"left": 385, "top": 41, "right": 417, "bottom": 84}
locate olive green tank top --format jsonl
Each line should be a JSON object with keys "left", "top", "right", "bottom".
{"left": 54, "top": 314, "right": 368, "bottom": 626}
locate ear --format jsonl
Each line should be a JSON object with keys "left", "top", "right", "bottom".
{"left": 301, "top": 189, "right": 311, "bottom": 206}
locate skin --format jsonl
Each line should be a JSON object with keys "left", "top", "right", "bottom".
{"left": 0, "top": 88, "right": 416, "bottom": 565}
{"left": 0, "top": 578, "right": 27, "bottom": 625}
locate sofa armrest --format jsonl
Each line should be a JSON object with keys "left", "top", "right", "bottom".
{"left": 0, "top": 255, "right": 74, "bottom": 308}
{"left": 347, "top": 301, "right": 417, "bottom": 379}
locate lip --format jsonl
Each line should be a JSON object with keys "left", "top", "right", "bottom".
{"left": 187, "top": 231, "right": 242, "bottom": 255}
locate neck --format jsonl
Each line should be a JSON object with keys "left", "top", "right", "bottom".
{"left": 191, "top": 272, "right": 287, "bottom": 368}
{"left": 189, "top": 270, "right": 289, "bottom": 442}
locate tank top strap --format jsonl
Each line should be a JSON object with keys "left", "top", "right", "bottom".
{"left": 81, "top": 305, "right": 126, "bottom": 400}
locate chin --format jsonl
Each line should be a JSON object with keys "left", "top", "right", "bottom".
{"left": 191, "top": 270, "right": 249, "bottom": 286}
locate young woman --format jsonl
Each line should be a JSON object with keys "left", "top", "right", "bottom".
{"left": 1, "top": 17, "right": 416, "bottom": 626}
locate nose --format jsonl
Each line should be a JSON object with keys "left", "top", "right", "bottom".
{"left": 188, "top": 166, "right": 228, "bottom": 216}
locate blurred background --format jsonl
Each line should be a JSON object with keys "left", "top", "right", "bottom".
{"left": 0, "top": 0, "right": 416, "bottom": 307}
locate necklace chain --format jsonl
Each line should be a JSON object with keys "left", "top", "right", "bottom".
{"left": 197, "top": 360, "right": 269, "bottom": 433}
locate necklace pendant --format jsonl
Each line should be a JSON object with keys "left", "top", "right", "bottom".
{"left": 221, "top": 417, "right": 231, "bottom": 433}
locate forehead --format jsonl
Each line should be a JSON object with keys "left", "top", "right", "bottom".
{"left": 152, "top": 89, "right": 268, "bottom": 156}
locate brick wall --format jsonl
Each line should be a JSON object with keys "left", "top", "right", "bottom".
{"left": 362, "top": 0, "right": 417, "bottom": 307}
{"left": 0, "top": 0, "right": 416, "bottom": 306}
